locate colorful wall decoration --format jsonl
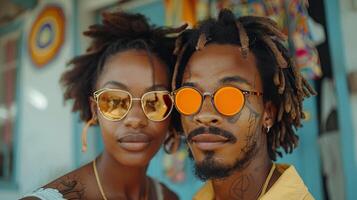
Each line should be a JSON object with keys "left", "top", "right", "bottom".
{"left": 164, "top": 0, "right": 322, "bottom": 79}
{"left": 216, "top": 0, "right": 322, "bottom": 79}
{"left": 164, "top": 0, "right": 211, "bottom": 27}
{"left": 28, "top": 5, "right": 65, "bottom": 68}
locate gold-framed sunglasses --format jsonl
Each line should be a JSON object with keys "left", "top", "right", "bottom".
{"left": 173, "top": 86, "right": 263, "bottom": 116}
{"left": 93, "top": 88, "right": 174, "bottom": 122}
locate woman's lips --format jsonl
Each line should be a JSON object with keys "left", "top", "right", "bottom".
{"left": 117, "top": 133, "right": 151, "bottom": 152}
{"left": 191, "top": 133, "right": 229, "bottom": 151}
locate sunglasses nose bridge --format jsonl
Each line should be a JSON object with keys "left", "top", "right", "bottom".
{"left": 123, "top": 99, "right": 148, "bottom": 128}
{"left": 202, "top": 92, "right": 214, "bottom": 105}
{"left": 131, "top": 97, "right": 144, "bottom": 106}
{"left": 202, "top": 92, "right": 212, "bottom": 98}
{"left": 200, "top": 92, "right": 216, "bottom": 112}
{"left": 129, "top": 97, "right": 144, "bottom": 111}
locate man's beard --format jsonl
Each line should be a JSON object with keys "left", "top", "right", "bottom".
{"left": 189, "top": 139, "right": 258, "bottom": 181}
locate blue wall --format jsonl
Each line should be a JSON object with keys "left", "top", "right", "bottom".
{"left": 324, "top": 0, "right": 357, "bottom": 199}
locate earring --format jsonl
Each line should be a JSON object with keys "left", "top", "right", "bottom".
{"left": 267, "top": 126, "right": 271, "bottom": 133}
{"left": 164, "top": 129, "right": 181, "bottom": 154}
{"left": 81, "top": 116, "right": 97, "bottom": 152}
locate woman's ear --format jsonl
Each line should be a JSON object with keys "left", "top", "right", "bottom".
{"left": 82, "top": 97, "right": 99, "bottom": 152}
{"left": 89, "top": 97, "right": 97, "bottom": 119}
{"left": 262, "top": 101, "right": 277, "bottom": 130}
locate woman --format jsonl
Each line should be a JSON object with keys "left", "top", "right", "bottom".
{"left": 22, "top": 11, "right": 185, "bottom": 200}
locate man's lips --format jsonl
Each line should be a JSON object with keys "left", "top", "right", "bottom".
{"left": 191, "top": 133, "right": 230, "bottom": 151}
{"left": 191, "top": 133, "right": 229, "bottom": 143}
{"left": 117, "top": 133, "right": 151, "bottom": 152}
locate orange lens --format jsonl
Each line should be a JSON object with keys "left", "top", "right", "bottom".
{"left": 142, "top": 91, "right": 173, "bottom": 121}
{"left": 175, "top": 87, "right": 202, "bottom": 115}
{"left": 97, "top": 90, "right": 131, "bottom": 120}
{"left": 214, "top": 86, "right": 244, "bottom": 116}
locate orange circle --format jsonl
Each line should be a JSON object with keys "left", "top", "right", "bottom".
{"left": 29, "top": 5, "right": 65, "bottom": 68}
{"left": 175, "top": 88, "right": 202, "bottom": 115}
{"left": 214, "top": 87, "right": 244, "bottom": 116}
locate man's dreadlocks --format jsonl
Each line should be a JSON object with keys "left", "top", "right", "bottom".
{"left": 172, "top": 9, "right": 316, "bottom": 160}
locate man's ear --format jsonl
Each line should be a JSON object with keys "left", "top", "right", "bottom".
{"left": 262, "top": 101, "right": 277, "bottom": 129}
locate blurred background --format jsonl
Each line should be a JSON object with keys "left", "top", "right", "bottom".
{"left": 0, "top": 0, "right": 356, "bottom": 199}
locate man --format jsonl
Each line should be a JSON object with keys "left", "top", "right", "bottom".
{"left": 171, "top": 9, "right": 315, "bottom": 200}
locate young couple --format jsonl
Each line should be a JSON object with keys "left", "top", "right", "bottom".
{"left": 22, "top": 9, "right": 315, "bottom": 200}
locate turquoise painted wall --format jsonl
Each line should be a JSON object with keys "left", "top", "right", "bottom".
{"left": 324, "top": 0, "right": 357, "bottom": 199}
{"left": 0, "top": 15, "right": 23, "bottom": 191}
{"left": 277, "top": 91, "right": 323, "bottom": 200}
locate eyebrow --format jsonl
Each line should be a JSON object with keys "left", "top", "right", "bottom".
{"left": 219, "top": 76, "right": 252, "bottom": 86}
{"left": 102, "top": 81, "right": 168, "bottom": 92}
{"left": 181, "top": 82, "right": 196, "bottom": 87}
{"left": 102, "top": 81, "right": 128, "bottom": 90}
{"left": 146, "top": 84, "right": 168, "bottom": 91}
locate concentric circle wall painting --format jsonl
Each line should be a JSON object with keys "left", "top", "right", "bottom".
{"left": 29, "top": 5, "right": 65, "bottom": 68}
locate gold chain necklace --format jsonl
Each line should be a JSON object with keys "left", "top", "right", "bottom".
{"left": 93, "top": 159, "right": 108, "bottom": 200}
{"left": 93, "top": 159, "right": 149, "bottom": 200}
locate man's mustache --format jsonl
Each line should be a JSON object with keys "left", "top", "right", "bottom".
{"left": 186, "top": 126, "right": 237, "bottom": 143}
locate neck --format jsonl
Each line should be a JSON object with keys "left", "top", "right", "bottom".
{"left": 95, "top": 151, "right": 149, "bottom": 199}
{"left": 212, "top": 145, "right": 272, "bottom": 200}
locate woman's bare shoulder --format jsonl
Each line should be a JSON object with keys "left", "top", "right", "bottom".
{"left": 21, "top": 162, "right": 98, "bottom": 200}
{"left": 45, "top": 162, "right": 96, "bottom": 198}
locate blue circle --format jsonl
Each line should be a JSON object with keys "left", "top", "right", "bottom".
{"left": 36, "top": 22, "right": 54, "bottom": 49}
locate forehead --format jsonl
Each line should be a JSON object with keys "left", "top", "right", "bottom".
{"left": 97, "top": 50, "right": 169, "bottom": 90}
{"left": 183, "top": 44, "right": 261, "bottom": 90}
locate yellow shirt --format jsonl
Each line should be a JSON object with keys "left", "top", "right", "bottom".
{"left": 193, "top": 164, "right": 314, "bottom": 200}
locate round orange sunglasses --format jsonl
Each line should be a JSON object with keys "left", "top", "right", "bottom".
{"left": 173, "top": 86, "right": 263, "bottom": 116}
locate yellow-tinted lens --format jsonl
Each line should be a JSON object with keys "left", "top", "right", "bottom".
{"left": 214, "top": 86, "right": 244, "bottom": 116}
{"left": 175, "top": 87, "right": 202, "bottom": 115}
{"left": 142, "top": 91, "right": 173, "bottom": 121}
{"left": 97, "top": 90, "right": 131, "bottom": 120}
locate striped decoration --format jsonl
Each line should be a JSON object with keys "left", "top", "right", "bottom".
{"left": 28, "top": 5, "right": 65, "bottom": 68}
